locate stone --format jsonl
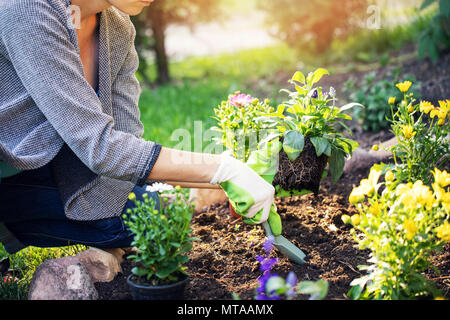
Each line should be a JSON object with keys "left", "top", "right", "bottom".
{"left": 76, "top": 248, "right": 122, "bottom": 283}
{"left": 101, "top": 248, "right": 126, "bottom": 264}
{"left": 189, "top": 188, "right": 228, "bottom": 212}
{"left": 28, "top": 256, "right": 98, "bottom": 300}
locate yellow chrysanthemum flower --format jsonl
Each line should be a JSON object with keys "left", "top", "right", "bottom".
{"left": 412, "top": 180, "right": 434, "bottom": 209}
{"left": 401, "top": 125, "right": 416, "bottom": 139}
{"left": 432, "top": 168, "right": 450, "bottom": 188}
{"left": 128, "top": 192, "right": 136, "bottom": 201}
{"left": 388, "top": 97, "right": 396, "bottom": 105}
{"left": 436, "top": 221, "right": 450, "bottom": 242}
{"left": 368, "top": 202, "right": 382, "bottom": 216}
{"left": 349, "top": 187, "right": 365, "bottom": 204}
{"left": 438, "top": 100, "right": 449, "bottom": 117}
{"left": 351, "top": 214, "right": 361, "bottom": 226}
{"left": 419, "top": 101, "right": 435, "bottom": 114}
{"left": 403, "top": 219, "right": 418, "bottom": 240}
{"left": 396, "top": 81, "right": 412, "bottom": 93}
{"left": 437, "top": 118, "right": 446, "bottom": 126}
{"left": 385, "top": 171, "right": 395, "bottom": 182}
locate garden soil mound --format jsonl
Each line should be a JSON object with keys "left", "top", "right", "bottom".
{"left": 96, "top": 158, "right": 449, "bottom": 300}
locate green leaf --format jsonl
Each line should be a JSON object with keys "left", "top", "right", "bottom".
{"left": 420, "top": 0, "right": 436, "bottom": 10}
{"left": 291, "top": 71, "right": 306, "bottom": 84}
{"left": 339, "top": 102, "right": 364, "bottom": 112}
{"left": 329, "top": 148, "right": 346, "bottom": 183}
{"left": 309, "top": 68, "right": 329, "bottom": 85}
{"left": 310, "top": 136, "right": 330, "bottom": 157}
{"left": 441, "top": 0, "right": 450, "bottom": 16}
{"left": 265, "top": 276, "right": 287, "bottom": 295}
{"left": 282, "top": 130, "right": 305, "bottom": 162}
{"left": 297, "top": 279, "right": 328, "bottom": 300}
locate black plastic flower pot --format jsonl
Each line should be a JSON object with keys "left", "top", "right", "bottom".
{"left": 272, "top": 137, "right": 328, "bottom": 194}
{"left": 127, "top": 273, "right": 189, "bottom": 300}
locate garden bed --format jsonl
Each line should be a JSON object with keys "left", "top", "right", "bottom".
{"left": 95, "top": 154, "right": 449, "bottom": 300}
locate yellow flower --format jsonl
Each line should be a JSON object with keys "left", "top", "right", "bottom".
{"left": 432, "top": 168, "right": 450, "bottom": 188}
{"left": 388, "top": 97, "right": 396, "bottom": 105}
{"left": 371, "top": 144, "right": 379, "bottom": 151}
{"left": 403, "top": 219, "right": 417, "bottom": 240}
{"left": 407, "top": 104, "right": 414, "bottom": 113}
{"left": 437, "top": 118, "right": 446, "bottom": 126}
{"left": 349, "top": 187, "right": 365, "bottom": 204}
{"left": 419, "top": 101, "right": 435, "bottom": 114}
{"left": 396, "top": 81, "right": 412, "bottom": 93}
{"left": 412, "top": 180, "right": 434, "bottom": 209}
{"left": 438, "top": 100, "right": 449, "bottom": 116}
{"left": 351, "top": 214, "right": 361, "bottom": 226}
{"left": 436, "top": 221, "right": 450, "bottom": 242}
{"left": 385, "top": 171, "right": 395, "bottom": 182}
{"left": 368, "top": 202, "right": 382, "bottom": 216}
{"left": 401, "top": 125, "right": 416, "bottom": 139}
{"left": 341, "top": 214, "right": 351, "bottom": 224}
{"left": 128, "top": 192, "right": 136, "bottom": 201}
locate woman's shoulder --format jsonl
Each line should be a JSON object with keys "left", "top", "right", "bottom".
{"left": 105, "top": 6, "right": 136, "bottom": 40}
{"left": 0, "top": 0, "right": 70, "bottom": 30}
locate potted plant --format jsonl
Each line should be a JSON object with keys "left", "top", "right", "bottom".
{"left": 123, "top": 185, "right": 198, "bottom": 300}
{"left": 212, "top": 92, "right": 273, "bottom": 218}
{"left": 255, "top": 68, "right": 361, "bottom": 193}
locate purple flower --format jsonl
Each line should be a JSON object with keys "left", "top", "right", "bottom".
{"left": 256, "top": 255, "right": 265, "bottom": 263}
{"left": 229, "top": 93, "right": 254, "bottom": 107}
{"left": 260, "top": 257, "right": 279, "bottom": 272}
{"left": 286, "top": 271, "right": 298, "bottom": 287}
{"left": 263, "top": 236, "right": 275, "bottom": 253}
{"left": 311, "top": 90, "right": 318, "bottom": 99}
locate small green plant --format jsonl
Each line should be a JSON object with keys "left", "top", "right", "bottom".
{"left": 343, "top": 68, "right": 421, "bottom": 132}
{"left": 418, "top": 0, "right": 450, "bottom": 62}
{"left": 374, "top": 82, "right": 449, "bottom": 185}
{"left": 123, "top": 186, "right": 198, "bottom": 285}
{"left": 345, "top": 166, "right": 449, "bottom": 300}
{"left": 257, "top": 68, "right": 360, "bottom": 183}
{"left": 212, "top": 92, "right": 273, "bottom": 162}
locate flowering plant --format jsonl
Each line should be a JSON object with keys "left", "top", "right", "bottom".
{"left": 374, "top": 82, "right": 449, "bottom": 185}
{"left": 345, "top": 166, "right": 449, "bottom": 300}
{"left": 256, "top": 68, "right": 360, "bottom": 183}
{"left": 254, "top": 236, "right": 328, "bottom": 300}
{"left": 123, "top": 186, "right": 198, "bottom": 285}
{"left": 212, "top": 92, "right": 273, "bottom": 162}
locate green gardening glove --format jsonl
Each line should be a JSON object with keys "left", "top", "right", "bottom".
{"left": 210, "top": 153, "right": 282, "bottom": 236}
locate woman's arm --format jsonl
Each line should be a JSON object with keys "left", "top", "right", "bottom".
{"left": 147, "top": 147, "right": 221, "bottom": 185}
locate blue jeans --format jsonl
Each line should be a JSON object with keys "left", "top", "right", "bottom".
{"left": 0, "top": 163, "right": 159, "bottom": 254}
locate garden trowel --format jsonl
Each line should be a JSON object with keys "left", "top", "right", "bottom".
{"left": 164, "top": 180, "right": 307, "bottom": 265}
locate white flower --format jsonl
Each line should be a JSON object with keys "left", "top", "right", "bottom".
{"left": 329, "top": 87, "right": 336, "bottom": 97}
{"left": 145, "top": 183, "right": 174, "bottom": 193}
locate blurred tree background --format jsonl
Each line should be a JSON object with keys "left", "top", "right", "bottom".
{"left": 131, "top": 0, "right": 224, "bottom": 85}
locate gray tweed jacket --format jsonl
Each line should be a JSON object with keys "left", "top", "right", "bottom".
{"left": 0, "top": 0, "right": 162, "bottom": 221}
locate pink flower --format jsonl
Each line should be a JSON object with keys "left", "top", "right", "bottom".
{"left": 229, "top": 93, "right": 254, "bottom": 107}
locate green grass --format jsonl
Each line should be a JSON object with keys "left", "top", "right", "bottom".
{"left": 138, "top": 44, "right": 299, "bottom": 148}
{"left": 0, "top": 244, "right": 87, "bottom": 300}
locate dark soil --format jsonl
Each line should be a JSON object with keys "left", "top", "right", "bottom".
{"left": 273, "top": 138, "right": 328, "bottom": 194}
{"left": 95, "top": 155, "right": 449, "bottom": 300}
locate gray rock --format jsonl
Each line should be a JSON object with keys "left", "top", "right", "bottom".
{"left": 28, "top": 256, "right": 98, "bottom": 300}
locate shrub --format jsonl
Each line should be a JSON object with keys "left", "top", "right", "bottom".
{"left": 376, "top": 83, "right": 449, "bottom": 185}
{"left": 212, "top": 92, "right": 273, "bottom": 162}
{"left": 345, "top": 166, "right": 449, "bottom": 300}
{"left": 123, "top": 186, "right": 198, "bottom": 285}
{"left": 257, "top": 68, "right": 360, "bottom": 184}
{"left": 343, "top": 68, "right": 421, "bottom": 132}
